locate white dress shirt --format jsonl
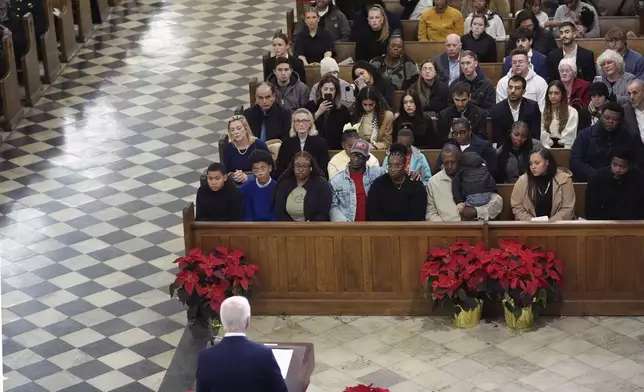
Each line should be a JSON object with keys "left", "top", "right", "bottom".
{"left": 636, "top": 107, "right": 644, "bottom": 143}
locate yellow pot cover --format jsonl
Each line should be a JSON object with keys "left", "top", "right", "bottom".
{"left": 503, "top": 301, "right": 534, "bottom": 329}
{"left": 453, "top": 300, "right": 483, "bottom": 328}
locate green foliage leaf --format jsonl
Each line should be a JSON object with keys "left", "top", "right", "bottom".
{"left": 169, "top": 283, "right": 176, "bottom": 298}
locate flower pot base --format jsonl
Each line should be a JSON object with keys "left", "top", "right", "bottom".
{"left": 504, "top": 304, "right": 534, "bottom": 329}
{"left": 453, "top": 300, "right": 483, "bottom": 328}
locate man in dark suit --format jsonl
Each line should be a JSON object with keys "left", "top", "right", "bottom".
{"left": 433, "top": 34, "right": 481, "bottom": 86}
{"left": 488, "top": 75, "right": 541, "bottom": 146}
{"left": 622, "top": 79, "right": 644, "bottom": 148}
{"left": 502, "top": 27, "right": 548, "bottom": 81}
{"left": 438, "top": 82, "right": 488, "bottom": 141}
{"left": 243, "top": 82, "right": 292, "bottom": 142}
{"left": 546, "top": 22, "right": 596, "bottom": 83}
{"left": 195, "top": 296, "right": 288, "bottom": 392}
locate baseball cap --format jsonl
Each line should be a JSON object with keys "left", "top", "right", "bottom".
{"left": 350, "top": 139, "right": 370, "bottom": 157}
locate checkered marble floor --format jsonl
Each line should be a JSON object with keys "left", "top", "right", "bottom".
{"left": 227, "top": 315, "right": 644, "bottom": 392}
{"left": 0, "top": 0, "right": 286, "bottom": 390}
{"left": 2, "top": 0, "right": 644, "bottom": 391}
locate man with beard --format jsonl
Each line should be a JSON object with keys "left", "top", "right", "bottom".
{"left": 547, "top": 22, "right": 596, "bottom": 83}
{"left": 503, "top": 27, "right": 548, "bottom": 80}
{"left": 426, "top": 143, "right": 503, "bottom": 221}
{"left": 496, "top": 49, "right": 548, "bottom": 111}
{"left": 585, "top": 147, "right": 644, "bottom": 220}
{"left": 570, "top": 102, "right": 641, "bottom": 181}
{"left": 438, "top": 82, "right": 488, "bottom": 140}
{"left": 623, "top": 80, "right": 644, "bottom": 147}
{"left": 553, "top": 0, "right": 599, "bottom": 38}
{"left": 488, "top": 75, "right": 542, "bottom": 145}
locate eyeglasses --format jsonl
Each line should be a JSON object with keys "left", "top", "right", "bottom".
{"left": 294, "top": 164, "right": 311, "bottom": 171}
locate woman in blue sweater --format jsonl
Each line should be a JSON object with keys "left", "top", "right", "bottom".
{"left": 240, "top": 150, "right": 277, "bottom": 221}
{"left": 223, "top": 115, "right": 269, "bottom": 185}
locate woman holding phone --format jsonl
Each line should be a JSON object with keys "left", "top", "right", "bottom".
{"left": 306, "top": 73, "right": 351, "bottom": 151}
{"left": 352, "top": 60, "right": 396, "bottom": 108}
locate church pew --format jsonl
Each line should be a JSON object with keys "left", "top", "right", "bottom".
{"left": 72, "top": 0, "right": 94, "bottom": 42}
{"left": 108, "top": 0, "right": 120, "bottom": 6}
{"left": 91, "top": 0, "right": 110, "bottom": 24}
{"left": 333, "top": 37, "right": 644, "bottom": 65}
{"left": 183, "top": 203, "right": 644, "bottom": 316}
{"left": 21, "top": 13, "right": 44, "bottom": 107}
{"left": 52, "top": 0, "right": 80, "bottom": 62}
{"left": 0, "top": 33, "right": 26, "bottom": 130}
{"left": 496, "top": 182, "right": 586, "bottom": 221}
{"left": 39, "top": 0, "right": 62, "bottom": 83}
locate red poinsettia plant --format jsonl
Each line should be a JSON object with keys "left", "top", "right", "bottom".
{"left": 169, "top": 247, "right": 259, "bottom": 324}
{"left": 344, "top": 384, "right": 390, "bottom": 392}
{"left": 420, "top": 241, "right": 490, "bottom": 313}
{"left": 485, "top": 240, "right": 564, "bottom": 318}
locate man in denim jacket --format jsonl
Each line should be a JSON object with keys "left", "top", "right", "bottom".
{"left": 329, "top": 140, "right": 386, "bottom": 222}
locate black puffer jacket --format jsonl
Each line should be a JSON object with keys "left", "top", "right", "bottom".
{"left": 452, "top": 152, "right": 496, "bottom": 203}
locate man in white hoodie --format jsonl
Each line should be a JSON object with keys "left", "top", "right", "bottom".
{"left": 496, "top": 48, "right": 547, "bottom": 111}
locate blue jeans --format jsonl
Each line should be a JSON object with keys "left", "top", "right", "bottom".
{"left": 465, "top": 192, "right": 492, "bottom": 207}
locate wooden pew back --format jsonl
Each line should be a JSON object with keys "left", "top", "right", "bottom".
{"left": 20, "top": 13, "right": 43, "bottom": 107}
{"left": 0, "top": 33, "right": 25, "bottom": 130}
{"left": 40, "top": 0, "right": 62, "bottom": 84}
{"left": 496, "top": 182, "right": 586, "bottom": 221}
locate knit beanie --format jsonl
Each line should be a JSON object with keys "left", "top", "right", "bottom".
{"left": 320, "top": 57, "right": 340, "bottom": 77}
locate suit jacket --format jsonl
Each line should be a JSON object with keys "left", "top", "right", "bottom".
{"left": 503, "top": 50, "right": 548, "bottom": 81}
{"left": 546, "top": 45, "right": 596, "bottom": 83}
{"left": 434, "top": 52, "right": 482, "bottom": 85}
{"left": 622, "top": 104, "right": 644, "bottom": 149}
{"left": 196, "top": 336, "right": 288, "bottom": 392}
{"left": 276, "top": 135, "right": 330, "bottom": 177}
{"left": 488, "top": 98, "right": 541, "bottom": 145}
{"left": 243, "top": 104, "right": 292, "bottom": 142}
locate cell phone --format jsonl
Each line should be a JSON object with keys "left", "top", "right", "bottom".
{"left": 323, "top": 93, "right": 333, "bottom": 102}
{"left": 354, "top": 77, "right": 366, "bottom": 89}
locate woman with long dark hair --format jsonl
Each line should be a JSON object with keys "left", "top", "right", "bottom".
{"left": 366, "top": 143, "right": 427, "bottom": 221}
{"left": 273, "top": 151, "right": 332, "bottom": 221}
{"left": 402, "top": 60, "right": 450, "bottom": 119}
{"left": 540, "top": 80, "right": 578, "bottom": 149}
{"left": 510, "top": 148, "right": 575, "bottom": 221}
{"left": 392, "top": 92, "right": 440, "bottom": 148}
{"left": 306, "top": 73, "right": 351, "bottom": 150}
{"left": 496, "top": 121, "right": 542, "bottom": 184}
{"left": 352, "top": 60, "right": 396, "bottom": 107}
{"left": 352, "top": 86, "right": 394, "bottom": 150}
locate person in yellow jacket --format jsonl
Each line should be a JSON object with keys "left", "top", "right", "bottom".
{"left": 417, "top": 0, "right": 465, "bottom": 42}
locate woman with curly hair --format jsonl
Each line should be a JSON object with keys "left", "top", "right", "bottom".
{"left": 540, "top": 80, "right": 578, "bottom": 149}
{"left": 273, "top": 151, "right": 332, "bottom": 221}
{"left": 352, "top": 86, "right": 394, "bottom": 151}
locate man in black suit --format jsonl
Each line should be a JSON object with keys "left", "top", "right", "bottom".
{"left": 488, "top": 75, "right": 541, "bottom": 146}
{"left": 622, "top": 79, "right": 644, "bottom": 148}
{"left": 196, "top": 296, "right": 288, "bottom": 392}
{"left": 438, "top": 82, "right": 488, "bottom": 141}
{"left": 547, "top": 22, "right": 596, "bottom": 83}
{"left": 243, "top": 82, "right": 292, "bottom": 142}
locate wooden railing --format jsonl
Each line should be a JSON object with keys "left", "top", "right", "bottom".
{"left": 183, "top": 201, "right": 644, "bottom": 316}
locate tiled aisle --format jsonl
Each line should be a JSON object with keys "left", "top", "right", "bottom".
{"left": 1, "top": 1, "right": 644, "bottom": 392}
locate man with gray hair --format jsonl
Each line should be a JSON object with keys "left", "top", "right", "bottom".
{"left": 195, "top": 296, "right": 287, "bottom": 392}
{"left": 623, "top": 79, "right": 644, "bottom": 146}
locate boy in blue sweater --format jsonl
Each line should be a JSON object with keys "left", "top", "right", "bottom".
{"left": 240, "top": 150, "right": 277, "bottom": 221}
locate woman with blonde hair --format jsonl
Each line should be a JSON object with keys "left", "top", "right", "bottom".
{"left": 223, "top": 115, "right": 270, "bottom": 185}
{"left": 351, "top": 5, "right": 391, "bottom": 61}
{"left": 595, "top": 49, "right": 636, "bottom": 105}
{"left": 540, "top": 80, "right": 578, "bottom": 149}
{"left": 275, "top": 108, "right": 330, "bottom": 177}
{"left": 293, "top": 8, "right": 335, "bottom": 65}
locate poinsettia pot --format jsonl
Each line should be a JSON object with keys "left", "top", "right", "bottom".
{"left": 503, "top": 299, "right": 534, "bottom": 329}
{"left": 453, "top": 299, "right": 483, "bottom": 328}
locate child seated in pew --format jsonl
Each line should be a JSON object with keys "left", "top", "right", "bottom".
{"left": 451, "top": 151, "right": 496, "bottom": 213}
{"left": 196, "top": 163, "right": 244, "bottom": 222}
{"left": 573, "top": 6, "right": 594, "bottom": 38}
{"left": 240, "top": 150, "right": 277, "bottom": 222}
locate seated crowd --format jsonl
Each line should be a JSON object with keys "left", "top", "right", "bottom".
{"left": 198, "top": 0, "right": 644, "bottom": 223}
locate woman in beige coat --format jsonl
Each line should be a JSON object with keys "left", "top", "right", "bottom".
{"left": 510, "top": 148, "right": 576, "bottom": 221}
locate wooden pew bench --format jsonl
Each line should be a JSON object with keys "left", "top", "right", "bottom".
{"left": 72, "top": 0, "right": 94, "bottom": 43}
{"left": 0, "top": 33, "right": 25, "bottom": 130}
{"left": 39, "top": 0, "right": 62, "bottom": 83}
{"left": 52, "top": 0, "right": 80, "bottom": 62}
{"left": 183, "top": 203, "right": 644, "bottom": 316}
{"left": 20, "top": 13, "right": 44, "bottom": 106}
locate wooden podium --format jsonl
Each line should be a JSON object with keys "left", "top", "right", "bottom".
{"left": 266, "top": 342, "right": 315, "bottom": 392}
{"left": 191, "top": 341, "right": 314, "bottom": 392}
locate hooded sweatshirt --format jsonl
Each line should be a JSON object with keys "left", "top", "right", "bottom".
{"left": 454, "top": 73, "right": 496, "bottom": 110}
{"left": 496, "top": 68, "right": 548, "bottom": 112}
{"left": 267, "top": 72, "right": 311, "bottom": 113}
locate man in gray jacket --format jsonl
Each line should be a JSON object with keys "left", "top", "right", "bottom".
{"left": 293, "top": 0, "right": 350, "bottom": 43}
{"left": 267, "top": 57, "right": 310, "bottom": 112}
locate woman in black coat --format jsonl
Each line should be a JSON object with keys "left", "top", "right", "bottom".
{"left": 273, "top": 151, "right": 332, "bottom": 221}
{"left": 275, "top": 108, "right": 330, "bottom": 177}
{"left": 352, "top": 60, "right": 396, "bottom": 108}
{"left": 306, "top": 73, "right": 351, "bottom": 151}
{"left": 263, "top": 33, "right": 307, "bottom": 84}
{"left": 402, "top": 60, "right": 451, "bottom": 119}
{"left": 393, "top": 92, "right": 441, "bottom": 148}
{"left": 461, "top": 15, "right": 498, "bottom": 63}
